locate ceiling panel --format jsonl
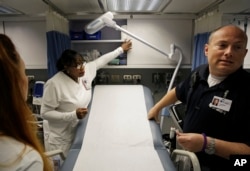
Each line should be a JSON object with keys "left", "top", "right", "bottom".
{"left": 49, "top": 0, "right": 103, "bottom": 14}
{"left": 0, "top": 0, "right": 249, "bottom": 18}
{"left": 0, "top": 0, "right": 47, "bottom": 16}
{"left": 162, "top": 0, "right": 219, "bottom": 13}
{"left": 219, "top": 0, "right": 250, "bottom": 14}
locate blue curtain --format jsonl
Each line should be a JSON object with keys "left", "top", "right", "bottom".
{"left": 191, "top": 32, "right": 210, "bottom": 70}
{"left": 46, "top": 31, "right": 70, "bottom": 78}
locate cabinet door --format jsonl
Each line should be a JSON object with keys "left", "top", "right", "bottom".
{"left": 242, "top": 21, "right": 250, "bottom": 69}
{"left": 5, "top": 21, "right": 47, "bottom": 69}
{"left": 127, "top": 19, "right": 193, "bottom": 67}
{"left": 0, "top": 22, "right": 4, "bottom": 33}
{"left": 70, "top": 20, "right": 128, "bottom": 67}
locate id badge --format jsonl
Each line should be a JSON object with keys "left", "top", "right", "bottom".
{"left": 82, "top": 78, "right": 91, "bottom": 90}
{"left": 209, "top": 96, "right": 232, "bottom": 112}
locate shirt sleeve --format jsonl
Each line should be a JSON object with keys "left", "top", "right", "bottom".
{"left": 82, "top": 47, "right": 124, "bottom": 84}
{"left": 41, "top": 80, "right": 78, "bottom": 122}
{"left": 94, "top": 47, "right": 124, "bottom": 70}
{"left": 175, "top": 72, "right": 194, "bottom": 104}
{"left": 22, "top": 149, "right": 44, "bottom": 171}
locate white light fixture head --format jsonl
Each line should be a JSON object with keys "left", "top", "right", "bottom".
{"left": 85, "top": 11, "right": 115, "bottom": 34}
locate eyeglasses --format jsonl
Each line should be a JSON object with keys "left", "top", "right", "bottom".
{"left": 75, "top": 62, "right": 86, "bottom": 70}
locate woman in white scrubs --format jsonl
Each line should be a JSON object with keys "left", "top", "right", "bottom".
{"left": 41, "top": 40, "right": 132, "bottom": 157}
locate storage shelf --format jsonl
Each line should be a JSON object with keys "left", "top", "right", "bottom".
{"left": 103, "top": 64, "right": 191, "bottom": 69}
{"left": 71, "top": 40, "right": 124, "bottom": 43}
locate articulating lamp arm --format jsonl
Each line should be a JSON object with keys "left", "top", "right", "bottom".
{"left": 85, "top": 11, "right": 183, "bottom": 92}
{"left": 114, "top": 25, "right": 171, "bottom": 58}
{"left": 113, "top": 24, "right": 183, "bottom": 92}
{"left": 167, "top": 45, "right": 183, "bottom": 92}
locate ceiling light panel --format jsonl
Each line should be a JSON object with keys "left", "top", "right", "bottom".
{"left": 105, "top": 0, "right": 170, "bottom": 13}
{"left": 0, "top": 5, "right": 22, "bottom": 15}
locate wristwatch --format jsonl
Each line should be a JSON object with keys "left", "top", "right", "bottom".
{"left": 205, "top": 137, "right": 216, "bottom": 155}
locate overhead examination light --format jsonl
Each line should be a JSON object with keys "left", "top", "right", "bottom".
{"left": 85, "top": 11, "right": 182, "bottom": 92}
{"left": 85, "top": 11, "right": 183, "bottom": 130}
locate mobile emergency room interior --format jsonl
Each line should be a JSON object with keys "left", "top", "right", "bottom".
{"left": 0, "top": 0, "right": 249, "bottom": 171}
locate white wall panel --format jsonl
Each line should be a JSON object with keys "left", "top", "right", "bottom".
{"left": 0, "top": 22, "right": 4, "bottom": 33}
{"left": 127, "top": 19, "right": 193, "bottom": 67}
{"left": 222, "top": 16, "right": 250, "bottom": 69}
{"left": 5, "top": 21, "right": 47, "bottom": 69}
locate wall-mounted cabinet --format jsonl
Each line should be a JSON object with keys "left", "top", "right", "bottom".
{"left": 126, "top": 19, "right": 193, "bottom": 68}
{"left": 222, "top": 16, "right": 250, "bottom": 69}
{"left": 3, "top": 20, "right": 47, "bottom": 69}
{"left": 71, "top": 40, "right": 124, "bottom": 43}
{"left": 71, "top": 40, "right": 124, "bottom": 54}
{"left": 70, "top": 19, "right": 128, "bottom": 67}
{"left": 70, "top": 18, "right": 193, "bottom": 68}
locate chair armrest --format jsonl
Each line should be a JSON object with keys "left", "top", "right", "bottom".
{"left": 45, "top": 149, "right": 66, "bottom": 160}
{"left": 171, "top": 149, "right": 201, "bottom": 171}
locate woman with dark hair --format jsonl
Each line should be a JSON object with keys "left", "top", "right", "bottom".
{"left": 0, "top": 34, "right": 53, "bottom": 171}
{"left": 41, "top": 40, "right": 132, "bottom": 157}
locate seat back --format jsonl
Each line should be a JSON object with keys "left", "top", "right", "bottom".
{"left": 168, "top": 103, "right": 201, "bottom": 171}
{"left": 32, "top": 81, "right": 45, "bottom": 105}
{"left": 168, "top": 102, "right": 186, "bottom": 132}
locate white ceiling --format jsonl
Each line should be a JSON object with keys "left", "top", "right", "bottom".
{"left": 0, "top": 0, "right": 249, "bottom": 19}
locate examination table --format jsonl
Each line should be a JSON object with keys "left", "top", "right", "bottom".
{"left": 60, "top": 85, "right": 176, "bottom": 171}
